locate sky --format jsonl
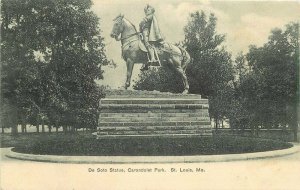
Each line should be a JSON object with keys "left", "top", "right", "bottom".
{"left": 91, "top": 0, "right": 300, "bottom": 89}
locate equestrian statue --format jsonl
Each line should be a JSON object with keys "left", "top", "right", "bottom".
{"left": 110, "top": 5, "right": 191, "bottom": 94}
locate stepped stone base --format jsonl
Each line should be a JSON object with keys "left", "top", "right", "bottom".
{"left": 97, "top": 92, "right": 212, "bottom": 138}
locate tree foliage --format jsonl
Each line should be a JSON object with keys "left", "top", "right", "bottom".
{"left": 133, "top": 66, "right": 184, "bottom": 93}
{"left": 1, "top": 0, "right": 108, "bottom": 133}
{"left": 184, "top": 11, "right": 234, "bottom": 97}
{"left": 230, "top": 22, "right": 299, "bottom": 140}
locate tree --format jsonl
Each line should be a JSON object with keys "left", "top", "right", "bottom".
{"left": 245, "top": 22, "right": 299, "bottom": 140}
{"left": 1, "top": 0, "right": 108, "bottom": 133}
{"left": 183, "top": 11, "right": 234, "bottom": 125}
{"left": 133, "top": 66, "right": 184, "bottom": 93}
{"left": 228, "top": 52, "right": 255, "bottom": 132}
{"left": 184, "top": 11, "right": 234, "bottom": 97}
{"left": 229, "top": 22, "right": 299, "bottom": 140}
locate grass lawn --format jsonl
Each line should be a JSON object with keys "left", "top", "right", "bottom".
{"left": 1, "top": 133, "right": 292, "bottom": 156}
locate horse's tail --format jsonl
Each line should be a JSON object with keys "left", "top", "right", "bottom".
{"left": 178, "top": 46, "right": 191, "bottom": 72}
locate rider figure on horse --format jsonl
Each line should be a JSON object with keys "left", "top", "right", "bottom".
{"left": 139, "top": 4, "right": 164, "bottom": 71}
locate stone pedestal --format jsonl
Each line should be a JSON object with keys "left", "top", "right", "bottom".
{"left": 96, "top": 93, "right": 212, "bottom": 138}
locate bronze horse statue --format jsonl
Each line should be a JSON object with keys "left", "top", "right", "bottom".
{"left": 110, "top": 14, "right": 191, "bottom": 94}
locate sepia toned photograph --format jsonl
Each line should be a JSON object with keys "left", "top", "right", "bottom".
{"left": 1, "top": 0, "right": 299, "bottom": 189}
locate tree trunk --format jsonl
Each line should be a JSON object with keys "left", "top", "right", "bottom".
{"left": 48, "top": 125, "right": 52, "bottom": 133}
{"left": 21, "top": 124, "right": 25, "bottom": 133}
{"left": 1, "top": 125, "right": 4, "bottom": 133}
{"left": 41, "top": 121, "right": 45, "bottom": 133}
{"left": 36, "top": 118, "right": 40, "bottom": 133}
{"left": 11, "top": 124, "right": 18, "bottom": 136}
{"left": 63, "top": 126, "right": 67, "bottom": 133}
{"left": 21, "top": 123, "right": 26, "bottom": 133}
{"left": 36, "top": 124, "right": 40, "bottom": 133}
{"left": 215, "top": 118, "right": 218, "bottom": 130}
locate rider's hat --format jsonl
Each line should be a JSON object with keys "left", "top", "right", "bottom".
{"left": 144, "top": 4, "right": 155, "bottom": 13}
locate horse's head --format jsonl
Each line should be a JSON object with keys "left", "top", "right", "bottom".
{"left": 110, "top": 14, "right": 125, "bottom": 40}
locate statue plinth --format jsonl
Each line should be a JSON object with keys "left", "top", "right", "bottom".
{"left": 96, "top": 91, "right": 212, "bottom": 138}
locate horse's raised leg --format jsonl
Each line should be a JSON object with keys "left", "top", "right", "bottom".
{"left": 175, "top": 67, "right": 189, "bottom": 94}
{"left": 125, "top": 58, "right": 134, "bottom": 89}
